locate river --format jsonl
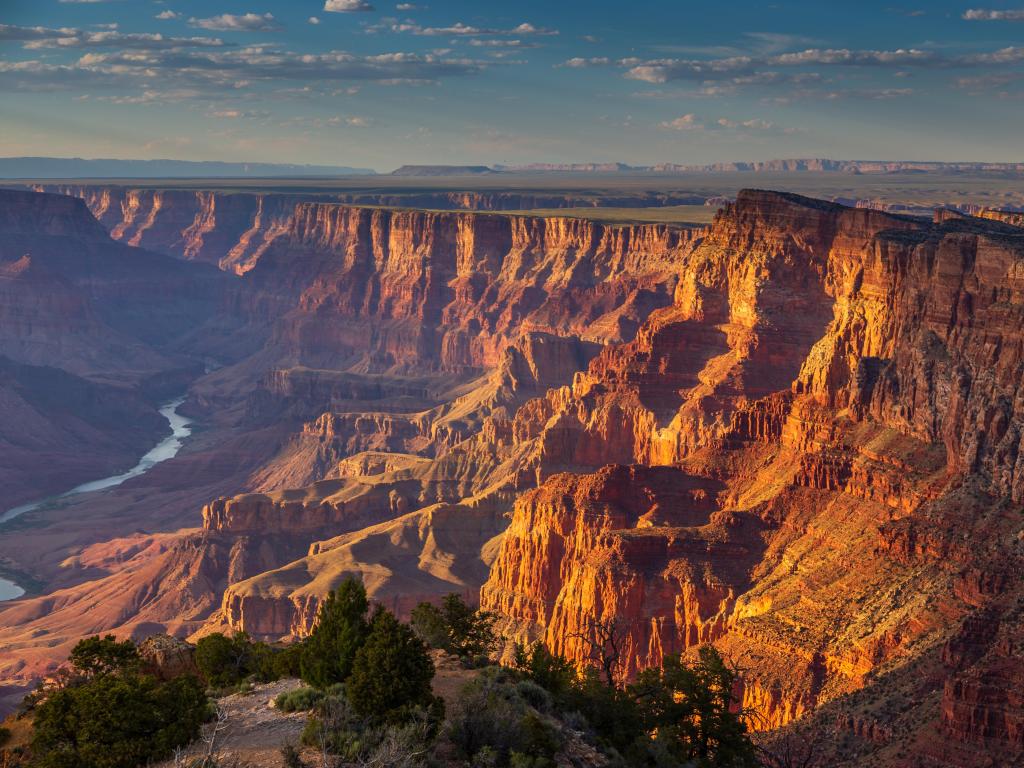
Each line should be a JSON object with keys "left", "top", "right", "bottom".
{"left": 0, "top": 397, "right": 193, "bottom": 602}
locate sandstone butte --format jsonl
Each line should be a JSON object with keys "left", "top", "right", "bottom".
{"left": 0, "top": 186, "right": 1022, "bottom": 766}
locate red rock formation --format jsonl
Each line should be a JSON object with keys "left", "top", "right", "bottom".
{"left": 245, "top": 203, "right": 694, "bottom": 375}
{"left": 479, "top": 190, "right": 1024, "bottom": 762}
{"left": 33, "top": 186, "right": 301, "bottom": 273}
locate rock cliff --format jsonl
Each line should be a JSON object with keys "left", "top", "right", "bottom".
{"left": 37, "top": 183, "right": 708, "bottom": 273}
{"left": 479, "top": 190, "right": 1024, "bottom": 764}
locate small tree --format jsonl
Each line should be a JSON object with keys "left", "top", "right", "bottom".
{"left": 570, "top": 617, "right": 626, "bottom": 689}
{"left": 631, "top": 646, "right": 758, "bottom": 768}
{"left": 194, "top": 631, "right": 255, "bottom": 687}
{"left": 67, "top": 635, "right": 140, "bottom": 678}
{"left": 300, "top": 577, "right": 370, "bottom": 689}
{"left": 29, "top": 654, "right": 207, "bottom": 768}
{"left": 347, "top": 608, "right": 438, "bottom": 723}
{"left": 411, "top": 594, "right": 496, "bottom": 660}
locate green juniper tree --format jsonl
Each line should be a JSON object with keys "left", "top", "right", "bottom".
{"left": 347, "top": 608, "right": 438, "bottom": 723}
{"left": 300, "top": 577, "right": 371, "bottom": 689}
{"left": 28, "top": 636, "right": 207, "bottom": 768}
{"left": 410, "top": 593, "right": 496, "bottom": 660}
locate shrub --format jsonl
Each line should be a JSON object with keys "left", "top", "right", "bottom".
{"left": 275, "top": 686, "right": 325, "bottom": 713}
{"left": 300, "top": 578, "right": 370, "bottom": 689}
{"left": 347, "top": 608, "right": 439, "bottom": 723}
{"left": 444, "top": 681, "right": 525, "bottom": 762}
{"left": 300, "top": 694, "right": 366, "bottom": 758}
{"left": 630, "top": 646, "right": 758, "bottom": 767}
{"left": 513, "top": 643, "right": 576, "bottom": 700}
{"left": 29, "top": 669, "right": 207, "bottom": 768}
{"left": 441, "top": 671, "right": 565, "bottom": 767}
{"left": 67, "top": 635, "right": 139, "bottom": 678}
{"left": 410, "top": 594, "right": 496, "bottom": 660}
{"left": 280, "top": 742, "right": 308, "bottom": 768}
{"left": 515, "top": 680, "right": 552, "bottom": 713}
{"left": 193, "top": 631, "right": 295, "bottom": 688}
{"left": 194, "top": 632, "right": 255, "bottom": 688}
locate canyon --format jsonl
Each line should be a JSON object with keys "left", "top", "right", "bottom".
{"left": 0, "top": 184, "right": 1022, "bottom": 766}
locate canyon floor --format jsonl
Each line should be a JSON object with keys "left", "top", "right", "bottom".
{"left": 0, "top": 175, "right": 1022, "bottom": 766}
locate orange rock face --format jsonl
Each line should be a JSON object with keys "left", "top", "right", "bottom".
{"left": 480, "top": 190, "right": 1024, "bottom": 764}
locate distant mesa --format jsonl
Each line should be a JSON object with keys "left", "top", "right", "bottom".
{"left": 494, "top": 162, "right": 642, "bottom": 172}
{"left": 398, "top": 158, "right": 1024, "bottom": 176}
{"left": 0, "top": 156, "right": 376, "bottom": 179}
{"left": 390, "top": 165, "right": 498, "bottom": 176}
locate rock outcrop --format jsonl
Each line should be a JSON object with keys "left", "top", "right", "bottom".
{"left": 478, "top": 191, "right": 1024, "bottom": 763}
{"left": 37, "top": 183, "right": 709, "bottom": 273}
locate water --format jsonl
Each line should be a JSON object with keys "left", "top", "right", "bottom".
{"left": 0, "top": 578, "right": 24, "bottom": 601}
{"left": 0, "top": 397, "right": 193, "bottom": 601}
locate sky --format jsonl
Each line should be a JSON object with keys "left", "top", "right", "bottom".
{"left": 1, "top": 1, "right": 1024, "bottom": 170}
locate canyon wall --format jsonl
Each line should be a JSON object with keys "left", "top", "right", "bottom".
{"left": 0, "top": 189, "right": 228, "bottom": 504}
{"left": 34, "top": 185, "right": 707, "bottom": 275}
{"left": 222, "top": 203, "right": 699, "bottom": 379}
{"left": 478, "top": 191, "right": 1024, "bottom": 763}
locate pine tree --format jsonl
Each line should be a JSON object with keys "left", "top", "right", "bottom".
{"left": 347, "top": 608, "right": 437, "bottom": 723}
{"left": 300, "top": 577, "right": 370, "bottom": 689}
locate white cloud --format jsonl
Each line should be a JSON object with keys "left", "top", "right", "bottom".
{"left": 0, "top": 24, "right": 80, "bottom": 41}
{"left": 468, "top": 39, "right": 530, "bottom": 48}
{"left": 155, "top": 11, "right": 180, "bottom": 20}
{"left": 964, "top": 9, "right": 1024, "bottom": 20}
{"left": 5, "top": 25, "right": 227, "bottom": 50}
{"left": 308, "top": 16, "right": 321, "bottom": 25}
{"left": 390, "top": 21, "right": 557, "bottom": 36}
{"left": 659, "top": 113, "right": 796, "bottom": 134}
{"left": 324, "top": 0, "right": 375, "bottom": 11}
{"left": 396, "top": 3, "right": 418, "bottom": 9}
{"left": 559, "top": 56, "right": 610, "bottom": 67}
{"left": 0, "top": 44, "right": 489, "bottom": 93}
{"left": 189, "top": 13, "right": 282, "bottom": 32}
{"left": 716, "top": 117, "right": 776, "bottom": 130}
{"left": 660, "top": 114, "right": 702, "bottom": 130}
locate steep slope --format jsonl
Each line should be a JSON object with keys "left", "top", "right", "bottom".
{"left": 0, "top": 189, "right": 234, "bottom": 505}
{"left": 479, "top": 191, "right": 1024, "bottom": 766}
{"left": 0, "top": 356, "right": 167, "bottom": 509}
{"left": 35, "top": 183, "right": 707, "bottom": 275}
{"left": 0, "top": 188, "right": 227, "bottom": 374}
{"left": 231, "top": 204, "right": 695, "bottom": 375}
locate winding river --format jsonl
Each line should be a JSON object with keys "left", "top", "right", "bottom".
{"left": 0, "top": 398, "right": 193, "bottom": 602}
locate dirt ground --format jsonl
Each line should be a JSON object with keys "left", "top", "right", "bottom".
{"left": 154, "top": 653, "right": 480, "bottom": 768}
{"left": 155, "top": 678, "right": 310, "bottom": 768}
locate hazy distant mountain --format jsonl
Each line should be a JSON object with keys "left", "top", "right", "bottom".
{"left": 0, "top": 157, "right": 376, "bottom": 179}
{"left": 390, "top": 165, "right": 497, "bottom": 176}
{"left": 497, "top": 159, "right": 1024, "bottom": 175}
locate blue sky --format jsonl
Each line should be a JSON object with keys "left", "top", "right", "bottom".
{"left": 2, "top": 0, "right": 1024, "bottom": 170}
